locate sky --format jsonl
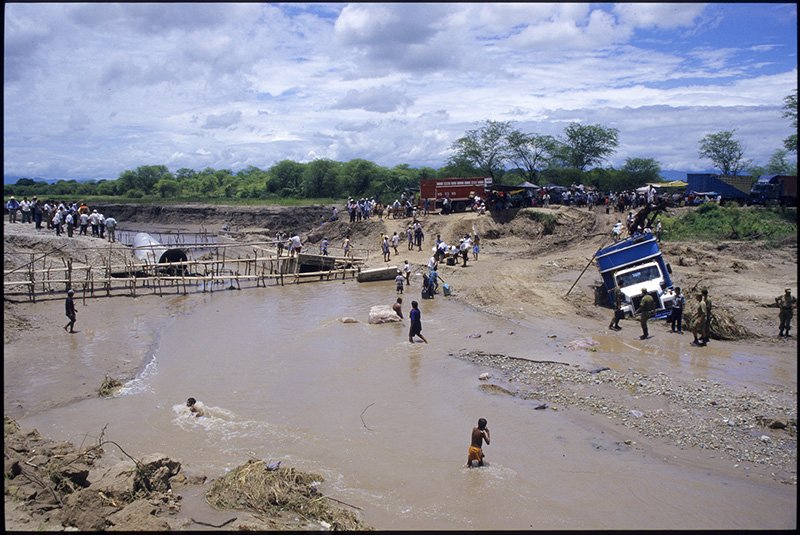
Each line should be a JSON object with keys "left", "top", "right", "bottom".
{"left": 3, "top": 2, "right": 798, "bottom": 182}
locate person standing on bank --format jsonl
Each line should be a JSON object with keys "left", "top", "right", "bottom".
{"left": 408, "top": 300, "right": 428, "bottom": 343}
{"left": 609, "top": 282, "right": 624, "bottom": 331}
{"left": 701, "top": 288, "right": 712, "bottom": 344}
{"left": 64, "top": 289, "right": 77, "bottom": 333}
{"left": 691, "top": 293, "right": 707, "bottom": 346}
{"left": 670, "top": 287, "right": 685, "bottom": 334}
{"left": 635, "top": 288, "right": 655, "bottom": 339}
{"left": 466, "top": 418, "right": 490, "bottom": 468}
{"left": 776, "top": 288, "right": 797, "bottom": 337}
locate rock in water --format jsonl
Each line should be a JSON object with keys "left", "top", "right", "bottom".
{"left": 368, "top": 305, "right": 402, "bottom": 324}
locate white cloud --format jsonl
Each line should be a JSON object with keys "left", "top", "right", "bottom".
{"left": 203, "top": 111, "right": 243, "bottom": 130}
{"left": 3, "top": 3, "right": 797, "bottom": 181}
{"left": 614, "top": 3, "right": 706, "bottom": 30}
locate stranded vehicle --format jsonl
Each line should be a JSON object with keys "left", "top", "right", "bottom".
{"left": 595, "top": 233, "right": 675, "bottom": 319}
{"left": 419, "top": 177, "right": 492, "bottom": 212}
{"left": 749, "top": 174, "right": 798, "bottom": 206}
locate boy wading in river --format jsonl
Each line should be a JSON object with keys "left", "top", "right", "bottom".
{"left": 466, "top": 418, "right": 490, "bottom": 468}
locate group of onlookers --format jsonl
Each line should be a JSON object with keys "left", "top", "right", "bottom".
{"left": 5, "top": 197, "right": 118, "bottom": 242}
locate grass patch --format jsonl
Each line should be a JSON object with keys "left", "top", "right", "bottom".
{"left": 206, "top": 460, "right": 369, "bottom": 530}
{"left": 662, "top": 204, "right": 797, "bottom": 246}
{"left": 520, "top": 209, "right": 558, "bottom": 235}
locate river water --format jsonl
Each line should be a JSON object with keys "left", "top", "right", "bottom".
{"left": 17, "top": 279, "right": 796, "bottom": 530}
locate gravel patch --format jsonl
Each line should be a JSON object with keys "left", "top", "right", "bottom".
{"left": 456, "top": 350, "right": 797, "bottom": 484}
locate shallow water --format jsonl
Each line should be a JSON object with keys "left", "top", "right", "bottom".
{"left": 18, "top": 280, "right": 796, "bottom": 529}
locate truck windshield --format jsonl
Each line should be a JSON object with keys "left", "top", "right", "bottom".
{"left": 616, "top": 265, "right": 661, "bottom": 289}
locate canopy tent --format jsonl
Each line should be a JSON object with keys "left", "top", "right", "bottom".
{"left": 516, "top": 181, "right": 540, "bottom": 189}
{"left": 647, "top": 180, "right": 688, "bottom": 189}
{"left": 488, "top": 184, "right": 524, "bottom": 192}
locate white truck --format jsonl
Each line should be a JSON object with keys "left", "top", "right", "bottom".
{"left": 596, "top": 233, "right": 676, "bottom": 318}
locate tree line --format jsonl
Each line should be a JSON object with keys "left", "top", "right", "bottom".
{"left": 6, "top": 90, "right": 795, "bottom": 202}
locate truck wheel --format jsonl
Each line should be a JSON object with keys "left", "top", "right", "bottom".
{"left": 453, "top": 201, "right": 465, "bottom": 212}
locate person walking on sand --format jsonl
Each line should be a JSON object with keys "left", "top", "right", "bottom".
{"left": 64, "top": 289, "right": 77, "bottom": 333}
{"left": 466, "top": 418, "right": 490, "bottom": 468}
{"left": 408, "top": 300, "right": 428, "bottom": 343}
{"left": 7, "top": 196, "right": 20, "bottom": 223}
{"left": 105, "top": 216, "right": 117, "bottom": 243}
{"left": 382, "top": 235, "right": 391, "bottom": 262}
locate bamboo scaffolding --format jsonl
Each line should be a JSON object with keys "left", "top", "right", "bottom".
{"left": 5, "top": 236, "right": 365, "bottom": 301}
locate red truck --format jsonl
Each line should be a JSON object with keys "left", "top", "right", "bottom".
{"left": 419, "top": 177, "right": 493, "bottom": 212}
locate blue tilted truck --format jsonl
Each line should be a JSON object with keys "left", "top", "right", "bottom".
{"left": 596, "top": 233, "right": 675, "bottom": 319}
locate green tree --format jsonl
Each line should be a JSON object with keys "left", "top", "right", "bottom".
{"left": 301, "top": 159, "right": 340, "bottom": 198}
{"left": 267, "top": 160, "right": 305, "bottom": 196}
{"left": 339, "top": 159, "right": 383, "bottom": 198}
{"left": 783, "top": 89, "right": 797, "bottom": 153}
{"left": 417, "top": 166, "right": 437, "bottom": 180}
{"left": 116, "top": 165, "right": 173, "bottom": 195}
{"left": 449, "top": 120, "right": 512, "bottom": 180}
{"left": 436, "top": 155, "right": 481, "bottom": 178}
{"left": 505, "top": 130, "right": 559, "bottom": 183}
{"left": 175, "top": 168, "right": 197, "bottom": 181}
{"left": 698, "top": 130, "right": 746, "bottom": 177}
{"left": 95, "top": 180, "right": 118, "bottom": 196}
{"left": 764, "top": 149, "right": 797, "bottom": 175}
{"left": 561, "top": 123, "right": 619, "bottom": 171}
{"left": 154, "top": 178, "right": 180, "bottom": 198}
{"left": 622, "top": 157, "right": 662, "bottom": 183}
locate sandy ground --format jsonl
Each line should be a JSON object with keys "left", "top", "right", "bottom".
{"left": 4, "top": 203, "right": 797, "bottom": 529}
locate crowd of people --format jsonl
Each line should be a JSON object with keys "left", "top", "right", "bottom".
{"left": 5, "top": 196, "right": 119, "bottom": 242}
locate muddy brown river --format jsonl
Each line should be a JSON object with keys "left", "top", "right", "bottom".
{"left": 16, "top": 280, "right": 796, "bottom": 529}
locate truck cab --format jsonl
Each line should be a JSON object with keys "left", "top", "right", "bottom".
{"left": 613, "top": 261, "right": 675, "bottom": 318}
{"left": 595, "top": 233, "right": 675, "bottom": 319}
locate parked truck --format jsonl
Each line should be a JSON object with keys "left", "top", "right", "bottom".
{"left": 596, "top": 233, "right": 676, "bottom": 319}
{"left": 419, "top": 177, "right": 492, "bottom": 212}
{"left": 749, "top": 174, "right": 798, "bottom": 206}
{"left": 686, "top": 173, "right": 755, "bottom": 204}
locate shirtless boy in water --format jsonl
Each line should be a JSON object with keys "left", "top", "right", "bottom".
{"left": 186, "top": 397, "right": 205, "bottom": 417}
{"left": 466, "top": 418, "right": 490, "bottom": 468}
